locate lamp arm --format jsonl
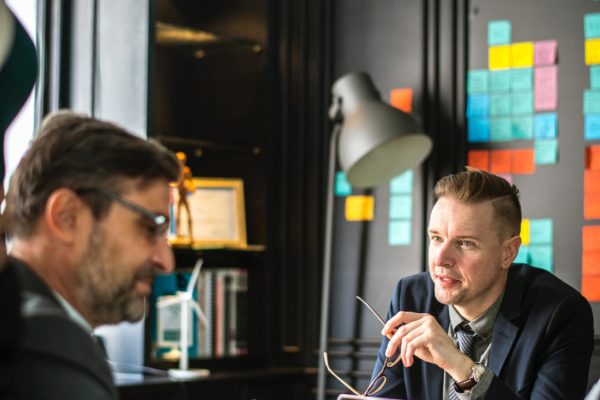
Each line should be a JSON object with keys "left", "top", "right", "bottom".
{"left": 317, "top": 123, "right": 342, "bottom": 400}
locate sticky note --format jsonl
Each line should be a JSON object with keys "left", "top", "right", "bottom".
{"left": 389, "top": 195, "right": 412, "bottom": 219}
{"left": 584, "top": 90, "right": 600, "bottom": 114}
{"left": 510, "top": 68, "right": 533, "bottom": 91}
{"left": 583, "top": 251, "right": 600, "bottom": 275}
{"left": 521, "top": 219, "right": 531, "bottom": 245}
{"left": 585, "top": 13, "right": 600, "bottom": 39}
{"left": 534, "top": 113, "right": 558, "bottom": 138}
{"left": 466, "top": 94, "right": 489, "bottom": 117}
{"left": 490, "top": 94, "right": 510, "bottom": 116}
{"left": 390, "top": 88, "right": 413, "bottom": 113}
{"left": 488, "top": 20, "right": 511, "bottom": 45}
{"left": 584, "top": 170, "right": 600, "bottom": 196}
{"left": 587, "top": 145, "right": 600, "bottom": 171}
{"left": 390, "top": 170, "right": 413, "bottom": 194}
{"left": 489, "top": 70, "right": 510, "bottom": 92}
{"left": 389, "top": 220, "right": 412, "bottom": 246}
{"left": 534, "top": 139, "right": 558, "bottom": 165}
{"left": 529, "top": 245, "right": 553, "bottom": 272}
{"left": 534, "top": 40, "right": 557, "bottom": 66}
{"left": 345, "top": 195, "right": 374, "bottom": 221}
{"left": 514, "top": 246, "right": 529, "bottom": 264}
{"left": 511, "top": 42, "right": 534, "bottom": 68}
{"left": 511, "top": 148, "right": 535, "bottom": 175}
{"left": 529, "top": 219, "right": 553, "bottom": 244}
{"left": 586, "top": 115, "right": 600, "bottom": 141}
{"left": 335, "top": 171, "right": 352, "bottom": 196}
{"left": 583, "top": 225, "right": 600, "bottom": 251}
{"left": 584, "top": 195, "right": 600, "bottom": 219}
{"left": 511, "top": 92, "right": 534, "bottom": 115}
{"left": 511, "top": 115, "right": 533, "bottom": 140}
{"left": 490, "top": 118, "right": 511, "bottom": 141}
{"left": 467, "top": 70, "right": 488, "bottom": 93}
{"left": 489, "top": 45, "right": 511, "bottom": 70}
{"left": 467, "top": 150, "right": 490, "bottom": 171}
{"left": 490, "top": 149, "right": 512, "bottom": 174}
{"left": 582, "top": 274, "right": 600, "bottom": 302}
{"left": 591, "top": 66, "right": 600, "bottom": 89}
{"left": 534, "top": 66, "right": 558, "bottom": 111}
{"left": 586, "top": 38, "right": 600, "bottom": 65}
{"left": 468, "top": 117, "right": 490, "bottom": 142}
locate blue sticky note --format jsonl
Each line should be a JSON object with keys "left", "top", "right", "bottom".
{"left": 510, "top": 68, "right": 533, "bottom": 91}
{"left": 490, "top": 118, "right": 512, "bottom": 141}
{"left": 488, "top": 20, "right": 512, "bottom": 46}
{"left": 389, "top": 220, "right": 412, "bottom": 246}
{"left": 390, "top": 170, "right": 413, "bottom": 194}
{"left": 389, "top": 195, "right": 413, "bottom": 219}
{"left": 335, "top": 171, "right": 352, "bottom": 196}
{"left": 466, "top": 94, "right": 489, "bottom": 117}
{"left": 490, "top": 94, "right": 510, "bottom": 116}
{"left": 489, "top": 70, "right": 510, "bottom": 92}
{"left": 468, "top": 117, "right": 490, "bottom": 142}
{"left": 467, "top": 70, "right": 489, "bottom": 93}
{"left": 584, "top": 90, "right": 600, "bottom": 114}
{"left": 585, "top": 114, "right": 600, "bottom": 140}
{"left": 534, "top": 139, "right": 558, "bottom": 164}
{"left": 585, "top": 13, "right": 600, "bottom": 39}
{"left": 514, "top": 246, "right": 530, "bottom": 264}
{"left": 511, "top": 115, "right": 533, "bottom": 140}
{"left": 529, "top": 219, "right": 553, "bottom": 244}
{"left": 511, "top": 92, "right": 534, "bottom": 115}
{"left": 534, "top": 113, "right": 558, "bottom": 138}
{"left": 591, "top": 66, "right": 600, "bottom": 89}
{"left": 529, "top": 245, "right": 553, "bottom": 273}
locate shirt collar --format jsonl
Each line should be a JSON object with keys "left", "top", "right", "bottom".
{"left": 449, "top": 291, "right": 504, "bottom": 340}
{"left": 51, "top": 289, "right": 93, "bottom": 334}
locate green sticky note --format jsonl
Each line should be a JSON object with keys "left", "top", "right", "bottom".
{"left": 529, "top": 219, "right": 553, "bottom": 244}
{"left": 389, "top": 195, "right": 413, "bottom": 219}
{"left": 511, "top": 92, "right": 534, "bottom": 114}
{"left": 514, "top": 246, "right": 530, "bottom": 264}
{"left": 534, "top": 139, "right": 558, "bottom": 165}
{"left": 591, "top": 66, "right": 600, "bottom": 89}
{"left": 467, "top": 70, "right": 489, "bottom": 93}
{"left": 490, "top": 118, "right": 512, "bottom": 141}
{"left": 390, "top": 170, "right": 413, "bottom": 194}
{"left": 389, "top": 220, "right": 412, "bottom": 246}
{"left": 489, "top": 70, "right": 510, "bottom": 92}
{"left": 534, "top": 113, "right": 558, "bottom": 138}
{"left": 335, "top": 171, "right": 352, "bottom": 196}
{"left": 488, "top": 20, "right": 512, "bottom": 45}
{"left": 510, "top": 68, "right": 533, "bottom": 91}
{"left": 490, "top": 94, "right": 511, "bottom": 116}
{"left": 529, "top": 245, "right": 553, "bottom": 272}
{"left": 585, "top": 13, "right": 600, "bottom": 39}
{"left": 584, "top": 90, "right": 600, "bottom": 114}
{"left": 511, "top": 115, "right": 533, "bottom": 140}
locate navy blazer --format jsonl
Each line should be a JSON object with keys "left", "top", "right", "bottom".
{"left": 372, "top": 264, "right": 594, "bottom": 400}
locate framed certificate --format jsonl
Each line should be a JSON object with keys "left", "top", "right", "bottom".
{"left": 169, "top": 177, "right": 247, "bottom": 248}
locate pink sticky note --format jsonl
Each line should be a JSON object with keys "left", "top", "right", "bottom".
{"left": 534, "top": 40, "right": 557, "bottom": 66}
{"left": 534, "top": 66, "right": 558, "bottom": 111}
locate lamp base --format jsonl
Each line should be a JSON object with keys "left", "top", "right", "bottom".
{"left": 168, "top": 368, "right": 210, "bottom": 380}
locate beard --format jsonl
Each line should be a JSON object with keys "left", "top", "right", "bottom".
{"left": 76, "top": 226, "right": 158, "bottom": 326}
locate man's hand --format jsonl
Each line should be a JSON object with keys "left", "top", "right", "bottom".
{"left": 381, "top": 311, "right": 474, "bottom": 381}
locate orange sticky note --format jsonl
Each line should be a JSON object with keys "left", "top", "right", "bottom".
{"left": 345, "top": 195, "right": 375, "bottom": 221}
{"left": 390, "top": 88, "right": 414, "bottom": 113}
{"left": 511, "top": 149, "right": 535, "bottom": 175}
{"left": 510, "top": 42, "right": 534, "bottom": 68}
{"left": 489, "top": 45, "right": 511, "bottom": 70}
{"left": 584, "top": 195, "right": 600, "bottom": 220}
{"left": 490, "top": 150, "right": 512, "bottom": 173}
{"left": 582, "top": 274, "right": 600, "bottom": 302}
{"left": 467, "top": 150, "right": 490, "bottom": 171}
{"left": 585, "top": 170, "right": 600, "bottom": 196}
{"left": 583, "top": 251, "right": 600, "bottom": 275}
{"left": 586, "top": 145, "right": 600, "bottom": 171}
{"left": 583, "top": 225, "right": 600, "bottom": 251}
{"left": 586, "top": 38, "right": 600, "bottom": 65}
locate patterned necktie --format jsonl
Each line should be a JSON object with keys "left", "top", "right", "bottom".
{"left": 448, "top": 324, "right": 477, "bottom": 400}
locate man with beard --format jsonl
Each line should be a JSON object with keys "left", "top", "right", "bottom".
{"left": 6, "top": 111, "right": 179, "bottom": 399}
{"left": 369, "top": 169, "right": 593, "bottom": 400}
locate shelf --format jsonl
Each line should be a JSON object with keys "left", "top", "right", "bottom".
{"left": 169, "top": 239, "right": 265, "bottom": 253}
{"left": 156, "top": 135, "right": 262, "bottom": 157}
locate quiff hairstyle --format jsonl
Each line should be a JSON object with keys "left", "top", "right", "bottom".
{"left": 6, "top": 110, "right": 180, "bottom": 238}
{"left": 433, "top": 167, "right": 522, "bottom": 238}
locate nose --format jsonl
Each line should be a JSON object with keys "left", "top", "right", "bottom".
{"left": 432, "top": 241, "right": 454, "bottom": 268}
{"left": 152, "top": 237, "right": 175, "bottom": 273}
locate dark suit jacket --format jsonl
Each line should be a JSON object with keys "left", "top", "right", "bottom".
{"left": 372, "top": 263, "right": 594, "bottom": 400}
{"left": 11, "top": 257, "right": 118, "bottom": 400}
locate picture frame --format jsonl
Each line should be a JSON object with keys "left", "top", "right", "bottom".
{"left": 169, "top": 177, "right": 247, "bottom": 248}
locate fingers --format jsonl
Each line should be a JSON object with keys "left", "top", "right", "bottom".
{"left": 381, "top": 311, "right": 428, "bottom": 337}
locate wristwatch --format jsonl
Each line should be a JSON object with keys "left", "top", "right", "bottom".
{"left": 453, "top": 362, "right": 486, "bottom": 393}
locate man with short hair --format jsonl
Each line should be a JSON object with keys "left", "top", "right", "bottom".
{"left": 371, "top": 168, "right": 594, "bottom": 399}
{"left": 7, "top": 111, "right": 180, "bottom": 399}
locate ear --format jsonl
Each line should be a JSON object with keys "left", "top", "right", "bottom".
{"left": 43, "top": 188, "right": 88, "bottom": 243}
{"left": 501, "top": 235, "right": 522, "bottom": 269}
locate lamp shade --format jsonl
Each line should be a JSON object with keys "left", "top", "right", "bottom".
{"left": 331, "top": 72, "right": 432, "bottom": 188}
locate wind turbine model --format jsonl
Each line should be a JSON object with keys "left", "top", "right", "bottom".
{"left": 156, "top": 258, "right": 210, "bottom": 379}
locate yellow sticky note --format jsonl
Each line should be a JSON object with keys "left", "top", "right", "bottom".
{"left": 510, "top": 42, "right": 534, "bottom": 68}
{"left": 489, "top": 45, "right": 511, "bottom": 70}
{"left": 345, "top": 195, "right": 374, "bottom": 221}
{"left": 586, "top": 38, "right": 600, "bottom": 65}
{"left": 521, "top": 219, "right": 531, "bottom": 245}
